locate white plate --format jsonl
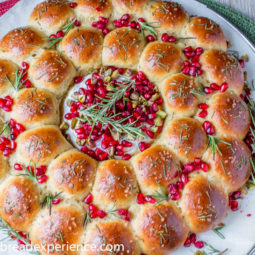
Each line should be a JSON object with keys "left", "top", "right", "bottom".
{"left": 0, "top": 0, "right": 255, "bottom": 254}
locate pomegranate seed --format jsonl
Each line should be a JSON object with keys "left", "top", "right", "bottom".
{"left": 3, "top": 148, "right": 11, "bottom": 157}
{"left": 184, "top": 238, "right": 192, "bottom": 247}
{"left": 99, "top": 16, "right": 108, "bottom": 24}
{"left": 139, "top": 142, "right": 150, "bottom": 152}
{"left": 24, "top": 80, "right": 32, "bottom": 88}
{"left": 231, "top": 191, "right": 241, "bottom": 200}
{"left": 88, "top": 204, "right": 97, "bottom": 212}
{"left": 189, "top": 67, "right": 197, "bottom": 76}
{"left": 201, "top": 162, "right": 209, "bottom": 172}
{"left": 195, "top": 241, "right": 204, "bottom": 249}
{"left": 97, "top": 21, "right": 105, "bottom": 29}
{"left": 14, "top": 163, "right": 23, "bottom": 171}
{"left": 56, "top": 30, "right": 64, "bottom": 38}
{"left": 124, "top": 214, "right": 130, "bottom": 221}
{"left": 74, "top": 76, "right": 83, "bottom": 84}
{"left": 145, "top": 196, "right": 156, "bottom": 204}
{"left": 183, "top": 163, "right": 195, "bottom": 173}
{"left": 146, "top": 129, "right": 154, "bottom": 139}
{"left": 192, "top": 55, "right": 200, "bottom": 63}
{"left": 184, "top": 46, "right": 193, "bottom": 52}
{"left": 195, "top": 47, "right": 204, "bottom": 56}
{"left": 239, "top": 59, "right": 245, "bottom": 68}
{"left": 117, "top": 209, "right": 128, "bottom": 216}
{"left": 204, "top": 87, "right": 213, "bottom": 94}
{"left": 210, "top": 83, "right": 220, "bottom": 90}
{"left": 190, "top": 233, "right": 197, "bottom": 243}
{"left": 198, "top": 110, "right": 208, "bottom": 118}
{"left": 182, "top": 66, "right": 190, "bottom": 75}
{"left": 136, "top": 71, "right": 147, "bottom": 81}
{"left": 74, "top": 19, "right": 81, "bottom": 27}
{"left": 180, "top": 173, "right": 189, "bottom": 185}
{"left": 38, "top": 175, "right": 48, "bottom": 184}
{"left": 49, "top": 34, "right": 57, "bottom": 39}
{"left": 198, "top": 103, "right": 208, "bottom": 109}
{"left": 169, "top": 36, "right": 177, "bottom": 42}
{"left": 36, "top": 165, "right": 47, "bottom": 176}
{"left": 137, "top": 192, "right": 145, "bottom": 204}
{"left": 122, "top": 154, "right": 131, "bottom": 160}
{"left": 121, "top": 14, "right": 130, "bottom": 21}
{"left": 91, "top": 209, "right": 98, "bottom": 218}
{"left": 114, "top": 19, "right": 122, "bottom": 28}
{"left": 196, "top": 69, "right": 203, "bottom": 76}
{"left": 146, "top": 35, "right": 156, "bottom": 42}
{"left": 21, "top": 61, "right": 29, "bottom": 70}
{"left": 203, "top": 121, "right": 211, "bottom": 131}
{"left": 52, "top": 198, "right": 61, "bottom": 205}
{"left": 97, "top": 210, "right": 107, "bottom": 218}
{"left": 138, "top": 17, "right": 145, "bottom": 23}
{"left": 230, "top": 200, "right": 239, "bottom": 211}
{"left": 220, "top": 82, "right": 228, "bottom": 92}
{"left": 161, "top": 33, "right": 170, "bottom": 42}
{"left": 92, "top": 21, "right": 98, "bottom": 28}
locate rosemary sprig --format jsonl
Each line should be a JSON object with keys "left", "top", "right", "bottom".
{"left": 79, "top": 107, "right": 144, "bottom": 140}
{"left": 191, "top": 74, "right": 205, "bottom": 96}
{"left": 244, "top": 83, "right": 255, "bottom": 188}
{"left": 44, "top": 20, "right": 75, "bottom": 49}
{"left": 206, "top": 136, "right": 231, "bottom": 160}
{"left": 82, "top": 211, "right": 92, "bottom": 228}
{"left": 106, "top": 201, "right": 118, "bottom": 215}
{"left": 213, "top": 224, "right": 225, "bottom": 240}
{"left": 96, "top": 77, "right": 135, "bottom": 116}
{"left": 5, "top": 69, "right": 27, "bottom": 91}
{"left": 137, "top": 20, "right": 159, "bottom": 39}
{"left": 0, "top": 217, "right": 41, "bottom": 255}
{"left": 0, "top": 120, "right": 12, "bottom": 139}
{"left": 18, "top": 162, "right": 38, "bottom": 182}
{"left": 44, "top": 37, "right": 62, "bottom": 49}
{"left": 149, "top": 182, "right": 168, "bottom": 205}
{"left": 41, "top": 192, "right": 62, "bottom": 215}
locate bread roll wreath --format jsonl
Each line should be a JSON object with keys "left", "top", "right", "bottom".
{"left": 0, "top": 0, "right": 254, "bottom": 254}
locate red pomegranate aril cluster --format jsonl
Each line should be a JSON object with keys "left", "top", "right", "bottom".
{"left": 203, "top": 121, "right": 215, "bottom": 135}
{"left": 113, "top": 15, "right": 156, "bottom": 42}
{"left": 11, "top": 231, "right": 29, "bottom": 247}
{"left": 182, "top": 46, "right": 204, "bottom": 76}
{"left": 169, "top": 158, "right": 209, "bottom": 201}
{"left": 229, "top": 190, "right": 242, "bottom": 211}
{"left": 117, "top": 208, "right": 131, "bottom": 221}
{"left": 137, "top": 192, "right": 156, "bottom": 204}
{"left": 203, "top": 82, "right": 229, "bottom": 94}
{"left": 161, "top": 33, "right": 177, "bottom": 43}
{"left": 84, "top": 193, "right": 130, "bottom": 221}
{"left": 14, "top": 163, "right": 48, "bottom": 183}
{"left": 65, "top": 68, "right": 164, "bottom": 160}
{"left": 92, "top": 16, "right": 110, "bottom": 36}
{"left": 198, "top": 103, "right": 209, "bottom": 118}
{"left": 184, "top": 233, "right": 204, "bottom": 249}
{"left": 0, "top": 96, "right": 13, "bottom": 112}
{"left": 84, "top": 193, "right": 107, "bottom": 219}
{"left": 183, "top": 158, "right": 209, "bottom": 174}
{"left": 17, "top": 61, "right": 32, "bottom": 89}
{"left": 0, "top": 119, "right": 25, "bottom": 157}
{"left": 114, "top": 13, "right": 139, "bottom": 29}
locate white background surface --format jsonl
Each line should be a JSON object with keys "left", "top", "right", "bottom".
{"left": 0, "top": 0, "right": 255, "bottom": 254}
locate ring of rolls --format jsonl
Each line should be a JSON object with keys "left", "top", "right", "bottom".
{"left": 0, "top": 0, "right": 252, "bottom": 255}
